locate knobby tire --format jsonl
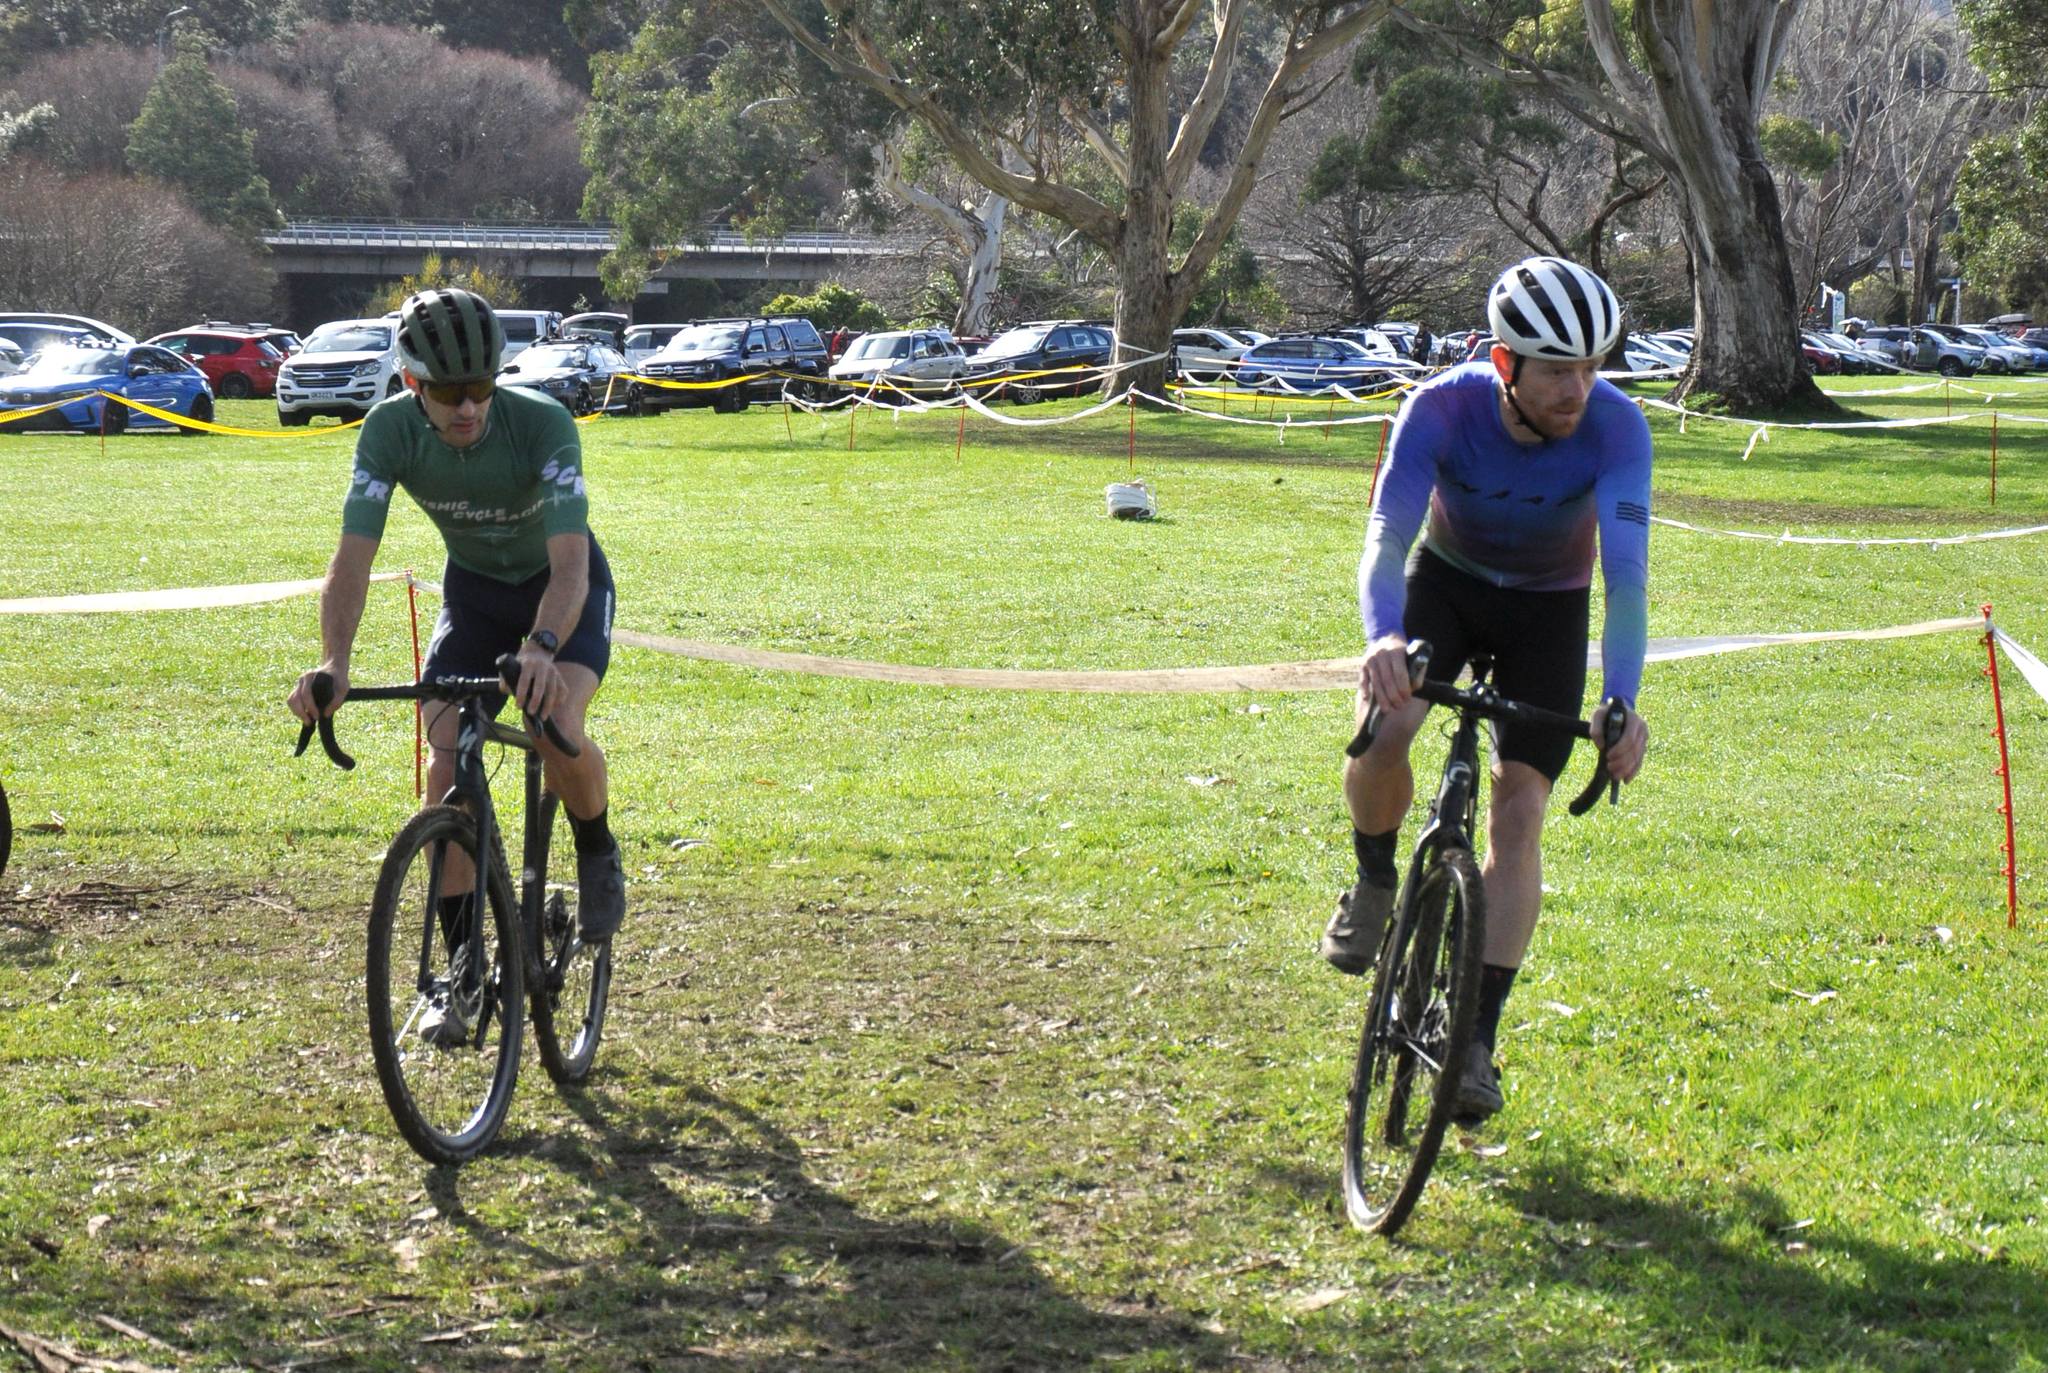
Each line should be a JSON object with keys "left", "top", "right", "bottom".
{"left": 1341, "top": 846, "right": 1487, "bottom": 1235}
{"left": 366, "top": 806, "right": 524, "bottom": 1164}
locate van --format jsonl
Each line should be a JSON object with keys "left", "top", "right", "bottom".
{"left": 622, "top": 323, "right": 690, "bottom": 371}
{"left": 494, "top": 310, "right": 564, "bottom": 362}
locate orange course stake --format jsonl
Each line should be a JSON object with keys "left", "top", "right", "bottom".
{"left": 1982, "top": 604, "right": 2019, "bottom": 929}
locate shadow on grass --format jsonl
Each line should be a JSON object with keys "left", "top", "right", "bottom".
{"left": 1497, "top": 1143, "right": 2045, "bottom": 1369}
{"left": 418, "top": 1071, "right": 1228, "bottom": 1369}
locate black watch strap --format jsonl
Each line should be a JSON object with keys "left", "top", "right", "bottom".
{"left": 527, "top": 628, "right": 561, "bottom": 656}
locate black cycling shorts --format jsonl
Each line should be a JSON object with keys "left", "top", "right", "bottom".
{"left": 423, "top": 536, "right": 616, "bottom": 712}
{"left": 1403, "top": 547, "right": 1589, "bottom": 783}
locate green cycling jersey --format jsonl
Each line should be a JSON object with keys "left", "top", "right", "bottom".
{"left": 340, "top": 385, "right": 589, "bottom": 583}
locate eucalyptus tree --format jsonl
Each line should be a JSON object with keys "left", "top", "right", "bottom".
{"left": 1952, "top": 0, "right": 2048, "bottom": 316}
{"left": 756, "top": 0, "right": 1400, "bottom": 394}
{"left": 1388, "top": 1, "right": 1825, "bottom": 411}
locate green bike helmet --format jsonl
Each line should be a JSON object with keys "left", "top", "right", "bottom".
{"left": 396, "top": 288, "right": 503, "bottom": 384}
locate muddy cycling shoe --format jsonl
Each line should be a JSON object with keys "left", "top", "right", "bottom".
{"left": 576, "top": 842, "right": 627, "bottom": 942}
{"left": 1320, "top": 878, "right": 1395, "bottom": 975}
{"left": 1454, "top": 1043, "right": 1505, "bottom": 1123}
{"left": 419, "top": 951, "right": 481, "bottom": 1050}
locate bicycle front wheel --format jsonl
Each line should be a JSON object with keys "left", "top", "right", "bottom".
{"left": 529, "top": 793, "right": 613, "bottom": 1085}
{"left": 366, "top": 806, "right": 524, "bottom": 1164}
{"left": 1341, "top": 845, "right": 1486, "bottom": 1235}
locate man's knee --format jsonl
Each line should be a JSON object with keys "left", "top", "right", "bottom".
{"left": 1489, "top": 765, "right": 1551, "bottom": 849}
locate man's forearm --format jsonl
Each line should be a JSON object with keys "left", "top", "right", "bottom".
{"left": 319, "top": 541, "right": 376, "bottom": 668}
{"left": 531, "top": 563, "right": 588, "bottom": 643}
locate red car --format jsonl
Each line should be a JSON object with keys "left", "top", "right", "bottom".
{"left": 144, "top": 327, "right": 288, "bottom": 398}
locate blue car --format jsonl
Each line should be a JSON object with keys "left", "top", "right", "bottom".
{"left": 1232, "top": 334, "right": 1400, "bottom": 393}
{"left": 0, "top": 343, "right": 215, "bottom": 435}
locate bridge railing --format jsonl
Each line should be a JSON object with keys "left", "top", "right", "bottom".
{"left": 266, "top": 218, "right": 908, "bottom": 257}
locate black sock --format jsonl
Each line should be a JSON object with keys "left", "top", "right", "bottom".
{"left": 1353, "top": 828, "right": 1398, "bottom": 888}
{"left": 1474, "top": 963, "right": 1519, "bottom": 1053}
{"left": 568, "top": 805, "right": 615, "bottom": 857}
{"left": 438, "top": 894, "right": 474, "bottom": 957}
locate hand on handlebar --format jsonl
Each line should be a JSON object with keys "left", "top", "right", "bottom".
{"left": 506, "top": 643, "right": 565, "bottom": 720}
{"left": 287, "top": 663, "right": 348, "bottom": 725}
{"left": 1602, "top": 703, "right": 1649, "bottom": 783}
{"left": 1361, "top": 633, "right": 1422, "bottom": 711}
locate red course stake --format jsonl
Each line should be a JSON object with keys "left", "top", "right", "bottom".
{"left": 1982, "top": 604, "right": 2019, "bottom": 928}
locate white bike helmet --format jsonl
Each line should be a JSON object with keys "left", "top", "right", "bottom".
{"left": 1486, "top": 256, "right": 1622, "bottom": 361}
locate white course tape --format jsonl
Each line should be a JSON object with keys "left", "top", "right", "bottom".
{"left": 1650, "top": 516, "right": 2048, "bottom": 548}
{"left": 0, "top": 571, "right": 410, "bottom": 615}
{"left": 1128, "top": 388, "right": 1393, "bottom": 434}
{"left": 1991, "top": 626, "right": 2048, "bottom": 707}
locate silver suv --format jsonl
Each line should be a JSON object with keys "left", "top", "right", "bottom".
{"left": 827, "top": 328, "right": 967, "bottom": 396}
{"left": 276, "top": 318, "right": 403, "bottom": 425}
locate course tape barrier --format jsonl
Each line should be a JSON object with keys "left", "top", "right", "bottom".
{"left": 1640, "top": 394, "right": 2048, "bottom": 454}
{"left": 106, "top": 390, "right": 364, "bottom": 437}
{"left": 1650, "top": 515, "right": 2048, "bottom": 548}
{"left": 0, "top": 398, "right": 76, "bottom": 424}
{"left": 3, "top": 573, "right": 2022, "bottom": 699}
{"left": 1991, "top": 625, "right": 2048, "bottom": 707}
{"left": 0, "top": 571, "right": 409, "bottom": 615}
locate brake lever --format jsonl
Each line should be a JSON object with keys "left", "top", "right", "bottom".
{"left": 494, "top": 654, "right": 582, "bottom": 758}
{"left": 1346, "top": 642, "right": 1431, "bottom": 758}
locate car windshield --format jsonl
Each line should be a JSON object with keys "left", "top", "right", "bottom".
{"left": 509, "top": 344, "right": 587, "bottom": 371}
{"left": 847, "top": 335, "right": 912, "bottom": 361}
{"left": 303, "top": 324, "right": 390, "bottom": 353}
{"left": 668, "top": 324, "right": 745, "bottom": 353}
{"left": 982, "top": 327, "right": 1050, "bottom": 358}
{"left": 26, "top": 346, "right": 123, "bottom": 377}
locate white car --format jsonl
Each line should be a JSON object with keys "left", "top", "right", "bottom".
{"left": 622, "top": 323, "right": 690, "bottom": 372}
{"left": 1171, "top": 327, "right": 1250, "bottom": 383}
{"left": 275, "top": 318, "right": 404, "bottom": 426}
{"left": 827, "top": 328, "right": 967, "bottom": 396}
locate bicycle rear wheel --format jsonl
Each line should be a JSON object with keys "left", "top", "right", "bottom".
{"left": 366, "top": 806, "right": 523, "bottom": 1164}
{"left": 1341, "top": 845, "right": 1486, "bottom": 1235}
{"left": 529, "top": 793, "right": 613, "bottom": 1085}
{"left": 0, "top": 777, "right": 11, "bottom": 880}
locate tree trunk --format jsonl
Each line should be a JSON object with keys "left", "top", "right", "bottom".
{"left": 1111, "top": 33, "right": 1182, "bottom": 399}
{"left": 1630, "top": 1, "right": 1825, "bottom": 413}
{"left": 957, "top": 194, "right": 1006, "bottom": 336}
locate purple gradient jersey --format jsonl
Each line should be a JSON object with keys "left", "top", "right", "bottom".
{"left": 1360, "top": 362, "right": 1653, "bottom": 704}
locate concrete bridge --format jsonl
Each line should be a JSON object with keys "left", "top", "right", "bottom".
{"left": 265, "top": 218, "right": 921, "bottom": 318}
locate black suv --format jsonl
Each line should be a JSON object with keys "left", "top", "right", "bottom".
{"left": 637, "top": 315, "right": 830, "bottom": 412}
{"left": 964, "top": 320, "right": 1116, "bottom": 402}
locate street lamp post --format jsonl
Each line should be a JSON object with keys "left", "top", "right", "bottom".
{"left": 156, "top": 7, "right": 192, "bottom": 67}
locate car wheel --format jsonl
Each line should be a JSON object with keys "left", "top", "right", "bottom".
{"left": 624, "top": 382, "right": 647, "bottom": 417}
{"left": 386, "top": 374, "right": 404, "bottom": 397}
{"left": 279, "top": 408, "right": 309, "bottom": 427}
{"left": 1011, "top": 381, "right": 1042, "bottom": 405}
{"left": 218, "top": 373, "right": 253, "bottom": 400}
{"left": 93, "top": 400, "right": 128, "bottom": 436}
{"left": 713, "top": 380, "right": 745, "bottom": 414}
{"left": 1237, "top": 372, "right": 1266, "bottom": 391}
{"left": 575, "top": 385, "right": 593, "bottom": 416}
{"left": 1937, "top": 357, "right": 1962, "bottom": 377}
{"left": 183, "top": 395, "right": 213, "bottom": 434}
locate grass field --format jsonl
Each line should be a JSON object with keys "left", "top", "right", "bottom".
{"left": 3, "top": 376, "right": 2046, "bottom": 1371}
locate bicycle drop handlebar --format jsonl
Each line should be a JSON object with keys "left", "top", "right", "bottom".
{"left": 1345, "top": 641, "right": 1628, "bottom": 817}
{"left": 293, "top": 653, "right": 581, "bottom": 771}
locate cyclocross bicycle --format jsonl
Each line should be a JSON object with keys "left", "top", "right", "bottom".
{"left": 295, "top": 655, "right": 613, "bottom": 1164}
{"left": 1340, "top": 641, "right": 1626, "bottom": 1236}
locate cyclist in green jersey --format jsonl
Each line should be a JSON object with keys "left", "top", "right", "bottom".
{"left": 288, "top": 289, "right": 624, "bottom": 1046}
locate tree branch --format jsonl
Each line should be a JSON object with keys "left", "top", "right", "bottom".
{"left": 1164, "top": 0, "right": 1247, "bottom": 187}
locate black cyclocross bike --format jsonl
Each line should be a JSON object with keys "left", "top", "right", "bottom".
{"left": 295, "top": 656, "right": 613, "bottom": 1164}
{"left": 1339, "top": 641, "right": 1627, "bottom": 1236}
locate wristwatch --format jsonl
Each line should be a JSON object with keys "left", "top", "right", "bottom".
{"left": 526, "top": 628, "right": 561, "bottom": 656}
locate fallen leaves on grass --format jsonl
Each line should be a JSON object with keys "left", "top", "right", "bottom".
{"left": 1769, "top": 984, "right": 1838, "bottom": 1006}
{"left": 1289, "top": 1287, "right": 1352, "bottom": 1314}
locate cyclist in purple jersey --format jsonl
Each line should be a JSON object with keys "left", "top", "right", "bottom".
{"left": 1322, "top": 257, "right": 1653, "bottom": 1122}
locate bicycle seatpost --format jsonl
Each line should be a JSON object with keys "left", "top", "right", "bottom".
{"left": 1346, "top": 641, "right": 1432, "bottom": 759}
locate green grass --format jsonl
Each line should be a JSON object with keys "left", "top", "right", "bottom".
{"left": 2, "top": 380, "right": 2046, "bottom": 1370}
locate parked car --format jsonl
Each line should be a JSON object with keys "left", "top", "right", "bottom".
{"left": 0, "top": 312, "right": 134, "bottom": 346}
{"left": 1232, "top": 334, "right": 1396, "bottom": 393}
{"left": 0, "top": 321, "right": 96, "bottom": 366}
{"left": 1616, "top": 332, "right": 1688, "bottom": 375}
{"left": 1912, "top": 325, "right": 1987, "bottom": 376}
{"left": 561, "top": 311, "right": 629, "bottom": 348}
{"left": 276, "top": 318, "right": 404, "bottom": 425}
{"left": 635, "top": 315, "right": 830, "bottom": 412}
{"left": 497, "top": 339, "right": 632, "bottom": 415}
{"left": 1170, "top": 327, "right": 1250, "bottom": 383}
{"left": 1855, "top": 327, "right": 1922, "bottom": 371}
{"left": 1816, "top": 330, "right": 1895, "bottom": 373}
{"left": 145, "top": 326, "right": 287, "bottom": 398}
{"left": 1799, "top": 332, "right": 1843, "bottom": 375}
{"left": 0, "top": 342, "right": 213, "bottom": 435}
{"left": 622, "top": 323, "right": 690, "bottom": 371}
{"left": 492, "top": 309, "right": 564, "bottom": 363}
{"left": 202, "top": 319, "right": 301, "bottom": 355}
{"left": 1955, "top": 325, "right": 2033, "bottom": 374}
{"left": 827, "top": 327, "right": 969, "bottom": 397}
{"left": 964, "top": 320, "right": 1117, "bottom": 402}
